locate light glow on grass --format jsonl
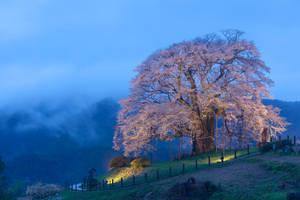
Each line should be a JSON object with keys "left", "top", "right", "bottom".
{"left": 105, "top": 167, "right": 145, "bottom": 184}
{"left": 223, "top": 155, "right": 235, "bottom": 161}
{"left": 102, "top": 149, "right": 256, "bottom": 184}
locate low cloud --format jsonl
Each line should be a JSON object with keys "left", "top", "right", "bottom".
{"left": 0, "top": 63, "right": 133, "bottom": 109}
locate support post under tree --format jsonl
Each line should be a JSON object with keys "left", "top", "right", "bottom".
{"left": 145, "top": 173, "right": 148, "bottom": 182}
{"left": 221, "top": 155, "right": 224, "bottom": 166}
{"left": 132, "top": 175, "right": 135, "bottom": 185}
{"left": 234, "top": 149, "right": 237, "bottom": 159}
{"left": 247, "top": 144, "right": 249, "bottom": 155}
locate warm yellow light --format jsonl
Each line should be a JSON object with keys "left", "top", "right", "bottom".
{"left": 105, "top": 167, "right": 144, "bottom": 184}
{"left": 105, "top": 154, "right": 237, "bottom": 184}
{"left": 223, "top": 155, "right": 234, "bottom": 161}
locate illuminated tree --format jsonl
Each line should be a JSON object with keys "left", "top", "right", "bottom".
{"left": 114, "top": 30, "right": 288, "bottom": 156}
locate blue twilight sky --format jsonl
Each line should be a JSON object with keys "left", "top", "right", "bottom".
{"left": 0, "top": 0, "right": 300, "bottom": 108}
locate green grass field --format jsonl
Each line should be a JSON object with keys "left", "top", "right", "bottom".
{"left": 60, "top": 150, "right": 300, "bottom": 200}
{"left": 61, "top": 148, "right": 267, "bottom": 200}
{"left": 96, "top": 148, "right": 256, "bottom": 187}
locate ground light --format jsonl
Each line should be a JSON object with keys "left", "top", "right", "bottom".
{"left": 104, "top": 149, "right": 252, "bottom": 184}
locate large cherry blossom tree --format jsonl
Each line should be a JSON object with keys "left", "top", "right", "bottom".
{"left": 114, "top": 30, "right": 288, "bottom": 156}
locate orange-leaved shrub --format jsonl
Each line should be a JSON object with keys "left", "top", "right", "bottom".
{"left": 109, "top": 156, "right": 130, "bottom": 168}
{"left": 130, "top": 157, "right": 151, "bottom": 169}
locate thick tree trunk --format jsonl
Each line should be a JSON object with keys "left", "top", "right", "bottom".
{"left": 192, "top": 113, "right": 215, "bottom": 154}
{"left": 238, "top": 135, "right": 243, "bottom": 149}
{"left": 261, "top": 128, "right": 270, "bottom": 143}
{"left": 183, "top": 70, "right": 215, "bottom": 154}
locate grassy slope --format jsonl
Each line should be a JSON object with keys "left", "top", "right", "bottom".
{"left": 61, "top": 150, "right": 300, "bottom": 200}
{"left": 96, "top": 149, "right": 253, "bottom": 186}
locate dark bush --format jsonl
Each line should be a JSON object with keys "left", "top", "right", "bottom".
{"left": 130, "top": 157, "right": 151, "bottom": 169}
{"left": 259, "top": 139, "right": 293, "bottom": 154}
{"left": 109, "top": 156, "right": 130, "bottom": 168}
{"left": 276, "top": 139, "right": 292, "bottom": 149}
{"left": 287, "top": 192, "right": 300, "bottom": 200}
{"left": 167, "top": 177, "right": 219, "bottom": 200}
{"left": 26, "top": 183, "right": 62, "bottom": 199}
{"left": 259, "top": 142, "right": 273, "bottom": 153}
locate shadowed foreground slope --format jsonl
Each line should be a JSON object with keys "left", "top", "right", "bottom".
{"left": 61, "top": 151, "right": 300, "bottom": 200}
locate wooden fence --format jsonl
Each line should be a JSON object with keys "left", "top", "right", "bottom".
{"left": 67, "top": 135, "right": 298, "bottom": 192}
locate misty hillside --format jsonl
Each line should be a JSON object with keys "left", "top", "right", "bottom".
{"left": 0, "top": 98, "right": 120, "bottom": 184}
{"left": 0, "top": 99, "right": 299, "bottom": 185}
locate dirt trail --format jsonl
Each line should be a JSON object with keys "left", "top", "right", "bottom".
{"left": 164, "top": 160, "right": 272, "bottom": 186}
{"left": 149, "top": 153, "right": 299, "bottom": 195}
{"left": 255, "top": 153, "right": 300, "bottom": 164}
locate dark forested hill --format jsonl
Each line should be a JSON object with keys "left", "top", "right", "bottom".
{"left": 0, "top": 98, "right": 120, "bottom": 184}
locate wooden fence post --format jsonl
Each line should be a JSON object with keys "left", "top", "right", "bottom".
{"left": 111, "top": 179, "right": 114, "bottom": 188}
{"left": 247, "top": 144, "right": 250, "bottom": 155}
{"left": 287, "top": 135, "right": 290, "bottom": 143}
{"left": 132, "top": 175, "right": 135, "bottom": 185}
{"left": 208, "top": 156, "right": 211, "bottom": 166}
{"left": 82, "top": 181, "right": 85, "bottom": 192}
{"left": 221, "top": 156, "right": 224, "bottom": 166}
{"left": 121, "top": 177, "right": 124, "bottom": 188}
{"left": 145, "top": 173, "right": 148, "bottom": 182}
{"left": 83, "top": 177, "right": 87, "bottom": 191}
{"left": 234, "top": 149, "right": 237, "bottom": 159}
{"left": 195, "top": 159, "right": 198, "bottom": 169}
{"left": 221, "top": 152, "right": 224, "bottom": 166}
